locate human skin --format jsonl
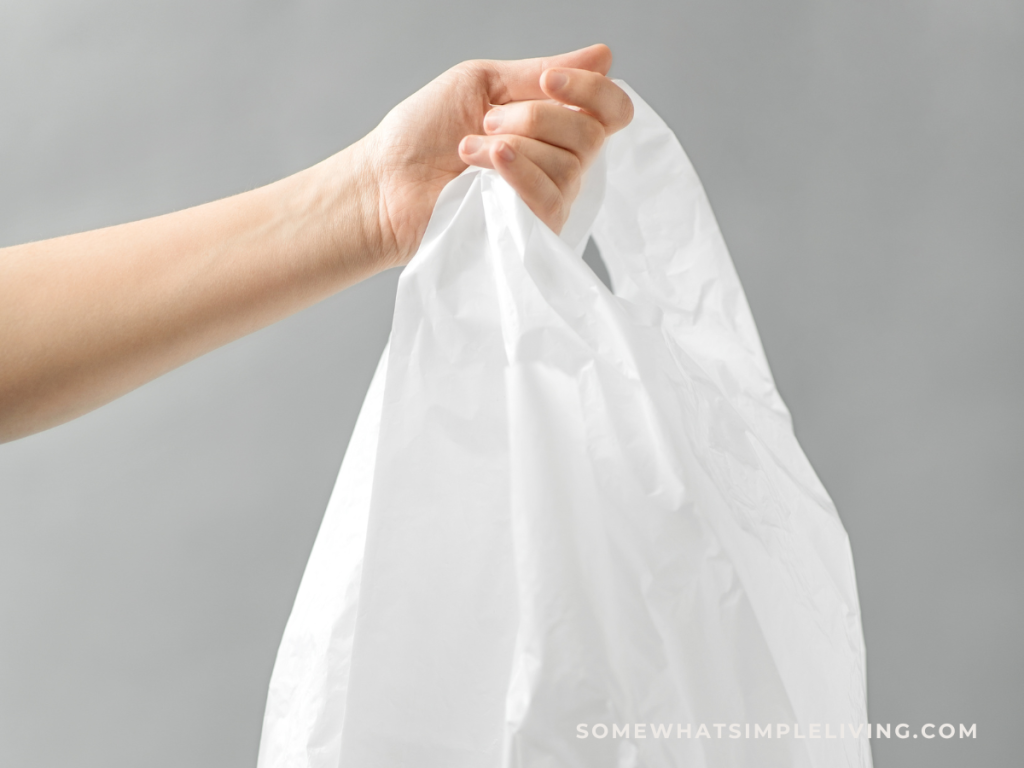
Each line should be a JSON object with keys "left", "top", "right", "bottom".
{"left": 0, "top": 44, "right": 633, "bottom": 443}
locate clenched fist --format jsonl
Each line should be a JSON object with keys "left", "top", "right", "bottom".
{"left": 357, "top": 44, "right": 633, "bottom": 266}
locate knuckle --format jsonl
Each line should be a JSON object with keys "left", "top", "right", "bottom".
{"left": 564, "top": 173, "right": 582, "bottom": 204}
{"left": 564, "top": 151, "right": 583, "bottom": 182}
{"left": 580, "top": 118, "right": 605, "bottom": 152}
{"left": 545, "top": 190, "right": 564, "bottom": 220}
{"left": 523, "top": 100, "right": 546, "bottom": 134}
{"left": 452, "top": 59, "right": 502, "bottom": 97}
{"left": 614, "top": 92, "right": 635, "bottom": 128}
{"left": 504, "top": 135, "right": 526, "bottom": 153}
{"left": 549, "top": 151, "right": 581, "bottom": 196}
{"left": 448, "top": 60, "right": 485, "bottom": 91}
{"left": 451, "top": 60, "right": 480, "bottom": 78}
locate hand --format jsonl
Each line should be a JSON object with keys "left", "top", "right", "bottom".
{"left": 356, "top": 44, "right": 634, "bottom": 268}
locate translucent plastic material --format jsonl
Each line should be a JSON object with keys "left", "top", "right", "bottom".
{"left": 257, "top": 84, "right": 871, "bottom": 768}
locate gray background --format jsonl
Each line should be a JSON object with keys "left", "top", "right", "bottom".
{"left": 1, "top": 1, "right": 1020, "bottom": 766}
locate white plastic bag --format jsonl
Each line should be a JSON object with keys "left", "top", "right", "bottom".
{"left": 257, "top": 83, "right": 871, "bottom": 768}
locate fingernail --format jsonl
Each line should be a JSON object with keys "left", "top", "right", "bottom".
{"left": 483, "top": 108, "right": 504, "bottom": 132}
{"left": 461, "top": 135, "right": 482, "bottom": 154}
{"left": 497, "top": 142, "right": 515, "bottom": 162}
{"left": 546, "top": 70, "right": 569, "bottom": 91}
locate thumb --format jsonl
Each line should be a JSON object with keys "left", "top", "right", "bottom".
{"left": 480, "top": 43, "right": 612, "bottom": 104}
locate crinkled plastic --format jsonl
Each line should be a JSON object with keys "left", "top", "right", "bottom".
{"left": 257, "top": 84, "right": 871, "bottom": 768}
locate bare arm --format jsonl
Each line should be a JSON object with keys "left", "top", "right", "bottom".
{"left": 0, "top": 44, "right": 633, "bottom": 443}
{"left": 0, "top": 145, "right": 378, "bottom": 441}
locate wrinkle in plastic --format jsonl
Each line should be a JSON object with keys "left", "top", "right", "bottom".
{"left": 257, "top": 84, "right": 871, "bottom": 768}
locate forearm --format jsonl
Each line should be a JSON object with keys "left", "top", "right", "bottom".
{"left": 0, "top": 140, "right": 381, "bottom": 443}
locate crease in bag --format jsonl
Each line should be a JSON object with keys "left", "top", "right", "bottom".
{"left": 257, "top": 82, "right": 872, "bottom": 768}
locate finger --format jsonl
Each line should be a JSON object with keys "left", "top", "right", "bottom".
{"left": 489, "top": 140, "right": 568, "bottom": 233}
{"left": 540, "top": 68, "right": 634, "bottom": 133}
{"left": 470, "top": 43, "right": 612, "bottom": 105}
{"left": 482, "top": 100, "right": 605, "bottom": 164}
{"left": 459, "top": 134, "right": 582, "bottom": 199}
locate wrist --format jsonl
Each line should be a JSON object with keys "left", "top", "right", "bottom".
{"left": 299, "top": 137, "right": 392, "bottom": 286}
